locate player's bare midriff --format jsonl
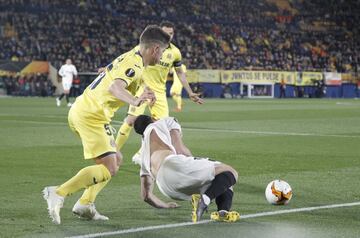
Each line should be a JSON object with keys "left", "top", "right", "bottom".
{"left": 149, "top": 130, "right": 174, "bottom": 177}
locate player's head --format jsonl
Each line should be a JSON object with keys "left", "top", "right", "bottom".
{"left": 139, "top": 25, "right": 170, "bottom": 66}
{"left": 160, "top": 21, "right": 175, "bottom": 41}
{"left": 66, "top": 59, "right": 72, "bottom": 64}
{"left": 134, "top": 115, "right": 154, "bottom": 135}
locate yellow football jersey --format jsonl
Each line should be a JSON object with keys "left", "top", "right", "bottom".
{"left": 132, "top": 43, "right": 182, "bottom": 93}
{"left": 72, "top": 50, "right": 144, "bottom": 123}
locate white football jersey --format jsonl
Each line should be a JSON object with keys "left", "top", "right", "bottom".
{"left": 59, "top": 64, "right": 78, "bottom": 81}
{"left": 139, "top": 117, "right": 182, "bottom": 178}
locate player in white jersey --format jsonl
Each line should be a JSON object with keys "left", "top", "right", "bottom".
{"left": 57, "top": 59, "right": 78, "bottom": 107}
{"left": 133, "top": 115, "right": 240, "bottom": 223}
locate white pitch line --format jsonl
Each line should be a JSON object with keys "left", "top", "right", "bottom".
{"left": 1, "top": 120, "right": 68, "bottom": 126}
{"left": 183, "top": 127, "right": 360, "bottom": 138}
{"left": 1, "top": 119, "right": 359, "bottom": 139}
{"left": 66, "top": 201, "right": 360, "bottom": 238}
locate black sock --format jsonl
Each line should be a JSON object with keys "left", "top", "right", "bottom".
{"left": 58, "top": 93, "right": 64, "bottom": 100}
{"left": 205, "top": 171, "right": 236, "bottom": 200}
{"left": 65, "top": 94, "right": 69, "bottom": 103}
{"left": 215, "top": 188, "right": 233, "bottom": 211}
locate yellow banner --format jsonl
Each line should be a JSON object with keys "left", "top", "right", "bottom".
{"left": 0, "top": 70, "right": 16, "bottom": 76}
{"left": 186, "top": 70, "right": 199, "bottom": 83}
{"left": 181, "top": 69, "right": 326, "bottom": 85}
{"left": 186, "top": 70, "right": 221, "bottom": 83}
{"left": 296, "top": 72, "right": 323, "bottom": 85}
{"left": 221, "top": 70, "right": 296, "bottom": 84}
{"left": 197, "top": 70, "right": 220, "bottom": 83}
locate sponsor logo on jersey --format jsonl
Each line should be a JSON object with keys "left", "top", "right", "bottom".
{"left": 125, "top": 68, "right": 135, "bottom": 77}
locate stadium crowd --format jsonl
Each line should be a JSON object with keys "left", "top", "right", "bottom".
{"left": 0, "top": 0, "right": 359, "bottom": 76}
{"left": 1, "top": 73, "right": 53, "bottom": 96}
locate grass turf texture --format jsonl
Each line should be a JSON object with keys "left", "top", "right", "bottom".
{"left": 0, "top": 97, "right": 359, "bottom": 238}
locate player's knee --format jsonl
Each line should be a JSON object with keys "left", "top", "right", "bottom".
{"left": 221, "top": 170, "right": 237, "bottom": 186}
{"left": 230, "top": 168, "right": 238, "bottom": 183}
{"left": 225, "top": 165, "right": 238, "bottom": 183}
{"left": 98, "top": 155, "right": 119, "bottom": 176}
{"left": 107, "top": 165, "right": 119, "bottom": 177}
{"left": 224, "top": 165, "right": 238, "bottom": 183}
{"left": 215, "top": 164, "right": 238, "bottom": 183}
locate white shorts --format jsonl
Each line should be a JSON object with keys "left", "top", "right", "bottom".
{"left": 62, "top": 79, "right": 73, "bottom": 91}
{"left": 156, "top": 154, "right": 220, "bottom": 201}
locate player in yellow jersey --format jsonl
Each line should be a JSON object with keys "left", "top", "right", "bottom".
{"left": 42, "top": 25, "right": 171, "bottom": 225}
{"left": 115, "top": 21, "right": 204, "bottom": 152}
{"left": 170, "top": 64, "right": 187, "bottom": 112}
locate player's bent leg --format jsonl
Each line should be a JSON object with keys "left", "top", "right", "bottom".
{"left": 207, "top": 164, "right": 238, "bottom": 199}
{"left": 214, "top": 164, "right": 238, "bottom": 181}
{"left": 78, "top": 152, "right": 121, "bottom": 204}
{"left": 44, "top": 163, "right": 111, "bottom": 224}
{"left": 210, "top": 164, "right": 240, "bottom": 222}
{"left": 72, "top": 153, "right": 119, "bottom": 221}
{"left": 115, "top": 115, "right": 137, "bottom": 150}
{"left": 46, "top": 161, "right": 111, "bottom": 224}
{"left": 55, "top": 163, "right": 112, "bottom": 198}
{"left": 95, "top": 152, "right": 119, "bottom": 176}
{"left": 78, "top": 180, "right": 110, "bottom": 206}
{"left": 191, "top": 164, "right": 238, "bottom": 222}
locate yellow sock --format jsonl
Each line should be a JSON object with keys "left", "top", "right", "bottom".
{"left": 173, "top": 95, "right": 182, "bottom": 110}
{"left": 56, "top": 164, "right": 111, "bottom": 197}
{"left": 79, "top": 179, "right": 110, "bottom": 205}
{"left": 115, "top": 122, "right": 133, "bottom": 150}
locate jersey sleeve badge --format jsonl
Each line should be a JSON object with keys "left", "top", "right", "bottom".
{"left": 125, "top": 68, "right": 135, "bottom": 77}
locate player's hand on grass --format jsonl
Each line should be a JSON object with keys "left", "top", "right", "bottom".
{"left": 189, "top": 93, "right": 204, "bottom": 104}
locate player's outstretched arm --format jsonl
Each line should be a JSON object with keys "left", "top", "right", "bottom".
{"left": 170, "top": 129, "right": 192, "bottom": 156}
{"left": 175, "top": 67, "right": 204, "bottom": 105}
{"left": 140, "top": 175, "right": 179, "bottom": 209}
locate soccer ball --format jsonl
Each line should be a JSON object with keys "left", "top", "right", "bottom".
{"left": 265, "top": 180, "right": 293, "bottom": 205}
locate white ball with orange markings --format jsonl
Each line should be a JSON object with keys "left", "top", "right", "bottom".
{"left": 265, "top": 180, "right": 293, "bottom": 205}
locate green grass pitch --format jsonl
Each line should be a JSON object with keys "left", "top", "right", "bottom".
{"left": 0, "top": 97, "right": 359, "bottom": 238}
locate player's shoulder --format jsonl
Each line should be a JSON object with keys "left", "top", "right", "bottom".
{"left": 169, "top": 43, "right": 181, "bottom": 52}
{"left": 168, "top": 43, "right": 182, "bottom": 62}
{"left": 112, "top": 49, "right": 144, "bottom": 70}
